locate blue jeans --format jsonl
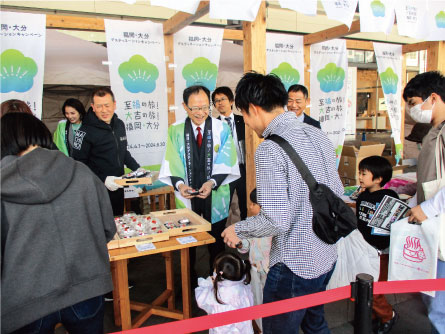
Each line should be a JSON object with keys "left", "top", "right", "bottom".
{"left": 423, "top": 259, "right": 445, "bottom": 334}
{"left": 263, "top": 263, "right": 334, "bottom": 334}
{"left": 11, "top": 295, "right": 105, "bottom": 334}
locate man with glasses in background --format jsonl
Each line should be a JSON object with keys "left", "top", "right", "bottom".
{"left": 212, "top": 86, "right": 247, "bottom": 220}
{"left": 159, "top": 85, "right": 240, "bottom": 282}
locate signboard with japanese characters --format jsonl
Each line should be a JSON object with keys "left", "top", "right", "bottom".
{"left": 266, "top": 33, "right": 304, "bottom": 91}
{"left": 209, "top": 0, "right": 262, "bottom": 21}
{"left": 346, "top": 67, "right": 357, "bottom": 136}
{"left": 394, "top": 0, "right": 427, "bottom": 39}
{"left": 104, "top": 19, "right": 168, "bottom": 173}
{"left": 374, "top": 42, "right": 403, "bottom": 164}
{"left": 424, "top": 1, "right": 445, "bottom": 41}
{"left": 310, "top": 39, "right": 348, "bottom": 163}
{"left": 278, "top": 0, "right": 318, "bottom": 16}
{"left": 359, "top": 0, "right": 395, "bottom": 34}
{"left": 321, "top": 0, "right": 358, "bottom": 28}
{"left": 173, "top": 26, "right": 223, "bottom": 122}
{"left": 0, "top": 12, "right": 46, "bottom": 119}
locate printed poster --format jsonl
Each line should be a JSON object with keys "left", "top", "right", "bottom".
{"left": 394, "top": 0, "right": 428, "bottom": 39}
{"left": 321, "top": 0, "right": 358, "bottom": 28}
{"left": 105, "top": 19, "right": 168, "bottom": 197}
{"left": 266, "top": 33, "right": 304, "bottom": 90}
{"left": 278, "top": 0, "right": 318, "bottom": 16}
{"left": 173, "top": 26, "right": 223, "bottom": 121}
{"left": 425, "top": 1, "right": 445, "bottom": 41}
{"left": 359, "top": 0, "right": 396, "bottom": 34}
{"left": 150, "top": 0, "right": 201, "bottom": 14}
{"left": 0, "top": 12, "right": 46, "bottom": 119}
{"left": 209, "top": 0, "right": 262, "bottom": 21}
{"left": 310, "top": 39, "right": 349, "bottom": 163}
{"left": 374, "top": 42, "right": 403, "bottom": 164}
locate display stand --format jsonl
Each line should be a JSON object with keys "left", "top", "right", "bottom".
{"left": 108, "top": 232, "right": 215, "bottom": 330}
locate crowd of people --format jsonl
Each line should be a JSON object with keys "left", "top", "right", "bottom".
{"left": 1, "top": 70, "right": 444, "bottom": 334}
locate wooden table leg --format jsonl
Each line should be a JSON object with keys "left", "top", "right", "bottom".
{"left": 180, "top": 248, "right": 192, "bottom": 319}
{"left": 114, "top": 259, "right": 132, "bottom": 330}
{"left": 111, "top": 261, "right": 122, "bottom": 327}
{"left": 163, "top": 251, "right": 175, "bottom": 310}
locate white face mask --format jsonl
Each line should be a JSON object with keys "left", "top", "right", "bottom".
{"left": 409, "top": 97, "right": 433, "bottom": 123}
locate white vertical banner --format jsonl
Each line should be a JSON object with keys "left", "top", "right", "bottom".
{"left": 359, "top": 0, "right": 396, "bottom": 34}
{"left": 150, "top": 0, "right": 201, "bottom": 14}
{"left": 104, "top": 19, "right": 168, "bottom": 170}
{"left": 209, "top": 0, "right": 262, "bottom": 21}
{"left": 394, "top": 0, "right": 428, "bottom": 39}
{"left": 310, "top": 39, "right": 348, "bottom": 162}
{"left": 0, "top": 12, "right": 46, "bottom": 119}
{"left": 321, "top": 0, "right": 358, "bottom": 28}
{"left": 173, "top": 26, "right": 223, "bottom": 121}
{"left": 266, "top": 33, "right": 304, "bottom": 90}
{"left": 425, "top": 0, "right": 445, "bottom": 41}
{"left": 346, "top": 67, "right": 357, "bottom": 136}
{"left": 278, "top": 0, "right": 318, "bottom": 16}
{"left": 374, "top": 42, "right": 403, "bottom": 164}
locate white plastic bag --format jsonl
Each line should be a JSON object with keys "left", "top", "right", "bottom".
{"left": 327, "top": 229, "right": 380, "bottom": 290}
{"left": 389, "top": 217, "right": 440, "bottom": 296}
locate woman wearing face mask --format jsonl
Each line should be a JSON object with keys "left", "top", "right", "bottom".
{"left": 53, "top": 98, "right": 86, "bottom": 157}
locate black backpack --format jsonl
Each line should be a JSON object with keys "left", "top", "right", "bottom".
{"left": 268, "top": 135, "right": 357, "bottom": 244}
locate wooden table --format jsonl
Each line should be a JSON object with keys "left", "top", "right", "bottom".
{"left": 108, "top": 232, "right": 215, "bottom": 330}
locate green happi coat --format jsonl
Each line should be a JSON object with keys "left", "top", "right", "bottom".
{"left": 159, "top": 117, "right": 240, "bottom": 223}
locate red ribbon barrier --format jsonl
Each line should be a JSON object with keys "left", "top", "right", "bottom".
{"left": 112, "top": 278, "right": 445, "bottom": 334}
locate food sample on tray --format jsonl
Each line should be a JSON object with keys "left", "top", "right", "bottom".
{"left": 164, "top": 221, "right": 178, "bottom": 229}
{"left": 114, "top": 214, "right": 163, "bottom": 238}
{"left": 122, "top": 169, "right": 150, "bottom": 179}
{"left": 178, "top": 218, "right": 191, "bottom": 227}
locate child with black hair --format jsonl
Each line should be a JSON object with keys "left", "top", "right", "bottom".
{"left": 356, "top": 155, "right": 399, "bottom": 334}
{"left": 195, "top": 252, "right": 254, "bottom": 333}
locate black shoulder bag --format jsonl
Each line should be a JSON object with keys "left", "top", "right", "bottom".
{"left": 268, "top": 135, "right": 357, "bottom": 244}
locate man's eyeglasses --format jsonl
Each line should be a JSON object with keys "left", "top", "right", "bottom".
{"left": 187, "top": 105, "right": 211, "bottom": 113}
{"left": 213, "top": 97, "right": 228, "bottom": 104}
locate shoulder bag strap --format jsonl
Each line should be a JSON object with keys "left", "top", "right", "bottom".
{"left": 436, "top": 125, "right": 445, "bottom": 178}
{"left": 268, "top": 134, "right": 318, "bottom": 190}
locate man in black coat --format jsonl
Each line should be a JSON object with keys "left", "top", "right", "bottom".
{"left": 73, "top": 87, "right": 141, "bottom": 216}
{"left": 212, "top": 86, "right": 247, "bottom": 220}
{"left": 287, "top": 84, "right": 321, "bottom": 129}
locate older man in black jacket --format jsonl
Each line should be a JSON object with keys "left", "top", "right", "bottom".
{"left": 73, "top": 87, "right": 141, "bottom": 216}
{"left": 287, "top": 84, "right": 321, "bottom": 129}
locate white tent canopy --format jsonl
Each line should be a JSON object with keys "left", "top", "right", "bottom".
{"left": 44, "top": 30, "right": 109, "bottom": 86}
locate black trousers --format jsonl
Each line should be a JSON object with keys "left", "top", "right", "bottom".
{"left": 230, "top": 163, "right": 247, "bottom": 220}
{"left": 108, "top": 188, "right": 124, "bottom": 216}
{"left": 189, "top": 197, "right": 227, "bottom": 286}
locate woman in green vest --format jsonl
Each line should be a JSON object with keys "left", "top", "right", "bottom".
{"left": 53, "top": 98, "right": 86, "bottom": 157}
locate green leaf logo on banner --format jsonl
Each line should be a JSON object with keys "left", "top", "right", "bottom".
{"left": 0, "top": 49, "right": 38, "bottom": 93}
{"left": 118, "top": 55, "right": 159, "bottom": 94}
{"left": 317, "top": 63, "right": 345, "bottom": 93}
{"left": 182, "top": 57, "right": 218, "bottom": 91}
{"left": 436, "top": 11, "right": 445, "bottom": 28}
{"left": 380, "top": 67, "right": 398, "bottom": 95}
{"left": 371, "top": 0, "right": 385, "bottom": 17}
{"left": 270, "top": 62, "right": 300, "bottom": 90}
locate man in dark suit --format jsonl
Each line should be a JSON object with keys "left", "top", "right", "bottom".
{"left": 212, "top": 86, "right": 247, "bottom": 220}
{"left": 287, "top": 84, "right": 321, "bottom": 129}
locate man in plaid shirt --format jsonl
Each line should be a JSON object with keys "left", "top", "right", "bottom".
{"left": 222, "top": 72, "right": 343, "bottom": 334}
